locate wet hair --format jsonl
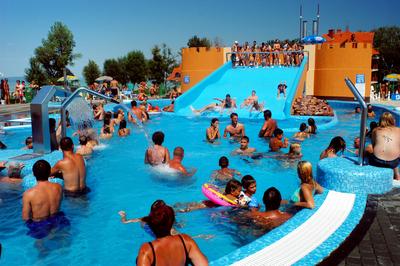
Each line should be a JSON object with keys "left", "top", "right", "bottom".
{"left": 131, "top": 100, "right": 137, "bottom": 107}
{"left": 0, "top": 140, "right": 6, "bottom": 149}
{"left": 307, "top": 118, "right": 317, "bottom": 134}
{"left": 264, "top": 110, "right": 272, "bottom": 119}
{"left": 225, "top": 179, "right": 242, "bottom": 195}
{"left": 173, "top": 146, "right": 184, "bottom": 157}
{"left": 211, "top": 118, "right": 219, "bottom": 125}
{"left": 60, "top": 137, "right": 74, "bottom": 151}
{"left": 355, "top": 106, "right": 361, "bottom": 112}
{"left": 119, "top": 119, "right": 127, "bottom": 130}
{"left": 297, "top": 161, "right": 314, "bottom": 184}
{"left": 289, "top": 143, "right": 301, "bottom": 155}
{"left": 219, "top": 156, "right": 229, "bottom": 168}
{"left": 299, "top": 123, "right": 307, "bottom": 132}
{"left": 367, "top": 104, "right": 373, "bottom": 112}
{"left": 379, "top": 112, "right": 395, "bottom": 128}
{"left": 79, "top": 135, "right": 88, "bottom": 145}
{"left": 241, "top": 175, "right": 256, "bottom": 190}
{"left": 369, "top": 121, "right": 378, "bottom": 134}
{"left": 144, "top": 200, "right": 175, "bottom": 238}
{"left": 327, "top": 136, "right": 346, "bottom": 154}
{"left": 230, "top": 113, "right": 238, "bottom": 118}
{"left": 49, "top": 118, "right": 56, "bottom": 132}
{"left": 273, "top": 128, "right": 283, "bottom": 137}
{"left": 226, "top": 94, "right": 231, "bottom": 98}
{"left": 263, "top": 187, "right": 282, "bottom": 211}
{"left": 25, "top": 136, "right": 33, "bottom": 146}
{"left": 241, "top": 136, "right": 249, "bottom": 142}
{"left": 152, "top": 131, "right": 165, "bottom": 145}
{"left": 33, "top": 160, "right": 51, "bottom": 181}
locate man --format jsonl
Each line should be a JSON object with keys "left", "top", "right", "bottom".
{"left": 22, "top": 160, "right": 69, "bottom": 239}
{"left": 168, "top": 147, "right": 195, "bottom": 176}
{"left": 220, "top": 94, "right": 237, "bottom": 113}
{"left": 259, "top": 110, "right": 277, "bottom": 138}
{"left": 51, "top": 137, "right": 88, "bottom": 196}
{"left": 368, "top": 112, "right": 400, "bottom": 179}
{"left": 128, "top": 100, "right": 147, "bottom": 123}
{"left": 232, "top": 136, "right": 256, "bottom": 155}
{"left": 223, "top": 113, "right": 245, "bottom": 139}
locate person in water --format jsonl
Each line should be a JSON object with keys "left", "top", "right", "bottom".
{"left": 118, "top": 119, "right": 130, "bottom": 137}
{"left": 136, "top": 201, "right": 208, "bottom": 266}
{"left": 220, "top": 94, "right": 237, "bottom": 113}
{"left": 128, "top": 100, "right": 147, "bottom": 123}
{"left": 306, "top": 118, "right": 317, "bottom": 134}
{"left": 320, "top": 136, "right": 346, "bottom": 160}
{"left": 76, "top": 135, "right": 93, "bottom": 156}
{"left": 168, "top": 147, "right": 196, "bottom": 176}
{"left": 269, "top": 128, "right": 289, "bottom": 152}
{"left": 206, "top": 118, "right": 220, "bottom": 143}
{"left": 239, "top": 175, "right": 259, "bottom": 209}
{"left": 23, "top": 136, "right": 33, "bottom": 150}
{"left": 0, "top": 161, "right": 25, "bottom": 184}
{"left": 51, "top": 137, "right": 88, "bottom": 197}
{"left": 291, "top": 161, "right": 323, "bottom": 209}
{"left": 232, "top": 136, "right": 256, "bottom": 155}
{"left": 22, "top": 160, "right": 70, "bottom": 239}
{"left": 223, "top": 113, "right": 245, "bottom": 139}
{"left": 241, "top": 90, "right": 258, "bottom": 108}
{"left": 293, "top": 123, "right": 309, "bottom": 141}
{"left": 259, "top": 110, "right": 277, "bottom": 138}
{"left": 145, "top": 131, "right": 170, "bottom": 166}
{"left": 367, "top": 104, "right": 375, "bottom": 118}
{"left": 211, "top": 156, "right": 241, "bottom": 183}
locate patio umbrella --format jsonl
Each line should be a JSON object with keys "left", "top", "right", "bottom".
{"left": 95, "top": 76, "right": 113, "bottom": 82}
{"left": 383, "top": 73, "right": 400, "bottom": 82}
{"left": 301, "top": 35, "right": 326, "bottom": 44}
{"left": 57, "top": 75, "right": 79, "bottom": 82}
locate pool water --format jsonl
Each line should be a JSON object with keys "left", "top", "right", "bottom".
{"left": 0, "top": 105, "right": 380, "bottom": 265}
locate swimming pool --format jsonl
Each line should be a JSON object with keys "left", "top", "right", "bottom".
{"left": 0, "top": 102, "right": 389, "bottom": 265}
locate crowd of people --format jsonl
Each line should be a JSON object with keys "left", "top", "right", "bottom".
{"left": 0, "top": 79, "right": 39, "bottom": 104}
{"left": 291, "top": 96, "right": 334, "bottom": 116}
{"left": 231, "top": 40, "right": 305, "bottom": 68}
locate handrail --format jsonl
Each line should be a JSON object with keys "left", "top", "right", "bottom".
{"left": 60, "top": 87, "right": 119, "bottom": 138}
{"left": 344, "top": 77, "right": 367, "bottom": 165}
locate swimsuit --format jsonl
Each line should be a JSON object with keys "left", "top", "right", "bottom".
{"left": 145, "top": 235, "right": 193, "bottom": 266}
{"left": 147, "top": 146, "right": 166, "bottom": 165}
{"left": 291, "top": 186, "right": 315, "bottom": 203}
{"left": 224, "top": 100, "right": 232, "bottom": 108}
{"left": 25, "top": 211, "right": 70, "bottom": 239}
{"left": 64, "top": 187, "right": 91, "bottom": 197}
{"left": 369, "top": 154, "right": 399, "bottom": 169}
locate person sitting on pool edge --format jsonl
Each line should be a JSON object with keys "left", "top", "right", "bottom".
{"left": 22, "top": 160, "right": 70, "bottom": 239}
{"left": 269, "top": 128, "right": 289, "bottom": 152}
{"left": 145, "top": 131, "right": 170, "bottom": 166}
{"left": 51, "top": 137, "right": 89, "bottom": 197}
{"left": 168, "top": 147, "right": 196, "bottom": 176}
{"left": 76, "top": 135, "right": 93, "bottom": 156}
{"left": 320, "top": 136, "right": 346, "bottom": 160}
{"left": 232, "top": 136, "right": 256, "bottom": 155}
{"left": 211, "top": 156, "right": 241, "bottom": 183}
{"left": 291, "top": 161, "right": 323, "bottom": 209}
{"left": 248, "top": 187, "right": 292, "bottom": 229}
{"left": 223, "top": 113, "right": 245, "bottom": 140}
{"left": 206, "top": 118, "right": 220, "bottom": 143}
{"left": 136, "top": 201, "right": 208, "bottom": 266}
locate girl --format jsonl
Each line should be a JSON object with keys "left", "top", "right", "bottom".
{"left": 320, "top": 136, "right": 346, "bottom": 160}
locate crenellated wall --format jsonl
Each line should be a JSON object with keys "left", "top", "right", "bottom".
{"left": 181, "top": 47, "right": 230, "bottom": 92}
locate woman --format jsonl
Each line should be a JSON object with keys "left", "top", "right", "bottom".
{"left": 320, "top": 136, "right": 346, "bottom": 160}
{"left": 118, "top": 119, "right": 130, "bottom": 137}
{"left": 145, "top": 131, "right": 170, "bottom": 166}
{"left": 291, "top": 161, "right": 323, "bottom": 209}
{"left": 206, "top": 118, "right": 220, "bottom": 143}
{"left": 136, "top": 201, "right": 208, "bottom": 266}
{"left": 306, "top": 118, "right": 317, "bottom": 134}
{"left": 293, "top": 123, "right": 309, "bottom": 140}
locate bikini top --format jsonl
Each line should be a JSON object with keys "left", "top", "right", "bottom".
{"left": 147, "top": 235, "right": 193, "bottom": 266}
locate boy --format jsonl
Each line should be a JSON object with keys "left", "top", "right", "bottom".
{"left": 232, "top": 136, "right": 256, "bottom": 155}
{"left": 239, "top": 175, "right": 259, "bottom": 210}
{"left": 269, "top": 128, "right": 289, "bottom": 151}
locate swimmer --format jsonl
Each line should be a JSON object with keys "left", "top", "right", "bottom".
{"left": 162, "top": 100, "right": 175, "bottom": 112}
{"left": 269, "top": 128, "right": 289, "bottom": 152}
{"left": 100, "top": 125, "right": 113, "bottom": 139}
{"left": 211, "top": 156, "right": 241, "bottom": 183}
{"left": 367, "top": 104, "right": 375, "bottom": 118}
{"left": 206, "top": 118, "right": 220, "bottom": 143}
{"left": 220, "top": 94, "right": 237, "bottom": 113}
{"left": 0, "top": 161, "right": 25, "bottom": 184}
{"left": 145, "top": 131, "right": 170, "bottom": 166}
{"left": 128, "top": 100, "right": 146, "bottom": 123}
{"left": 168, "top": 147, "right": 196, "bottom": 176}
{"left": 76, "top": 135, "right": 93, "bottom": 156}
{"left": 240, "top": 90, "right": 258, "bottom": 108}
{"left": 306, "top": 118, "right": 317, "bottom": 134}
{"left": 320, "top": 136, "right": 346, "bottom": 160}
{"left": 232, "top": 136, "right": 256, "bottom": 155}
{"left": 347, "top": 137, "right": 360, "bottom": 156}
{"left": 293, "top": 123, "right": 309, "bottom": 141}
{"left": 223, "top": 113, "right": 245, "bottom": 140}
{"left": 354, "top": 106, "right": 361, "bottom": 114}
{"left": 23, "top": 136, "right": 33, "bottom": 150}
{"left": 118, "top": 119, "right": 130, "bottom": 137}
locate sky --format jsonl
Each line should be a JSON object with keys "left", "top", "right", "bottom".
{"left": 1, "top": 0, "right": 399, "bottom": 77}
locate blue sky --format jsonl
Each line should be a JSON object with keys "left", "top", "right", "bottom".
{"left": 1, "top": 0, "right": 399, "bottom": 77}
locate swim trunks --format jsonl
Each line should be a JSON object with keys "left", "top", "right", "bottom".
{"left": 369, "top": 154, "right": 399, "bottom": 169}
{"left": 26, "top": 211, "right": 70, "bottom": 239}
{"left": 64, "top": 186, "right": 91, "bottom": 198}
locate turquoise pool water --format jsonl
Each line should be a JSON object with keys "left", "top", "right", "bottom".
{"left": 0, "top": 104, "right": 382, "bottom": 265}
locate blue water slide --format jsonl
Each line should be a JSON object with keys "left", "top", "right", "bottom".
{"left": 174, "top": 57, "right": 308, "bottom": 120}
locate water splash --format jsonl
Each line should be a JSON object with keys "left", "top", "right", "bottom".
{"left": 65, "top": 97, "right": 95, "bottom": 131}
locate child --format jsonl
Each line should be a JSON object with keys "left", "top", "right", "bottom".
{"left": 293, "top": 123, "right": 309, "bottom": 141}
{"left": 239, "top": 175, "right": 259, "bottom": 210}
{"left": 269, "top": 128, "right": 289, "bottom": 151}
{"left": 118, "top": 119, "right": 130, "bottom": 137}
{"left": 232, "top": 136, "right": 256, "bottom": 155}
{"left": 23, "top": 136, "right": 33, "bottom": 150}
{"left": 306, "top": 118, "right": 317, "bottom": 134}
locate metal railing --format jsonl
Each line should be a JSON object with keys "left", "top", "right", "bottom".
{"left": 345, "top": 77, "right": 367, "bottom": 165}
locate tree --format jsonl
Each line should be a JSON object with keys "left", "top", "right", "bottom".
{"left": 82, "top": 60, "right": 101, "bottom": 85}
{"left": 124, "top": 50, "right": 148, "bottom": 84}
{"left": 187, "top": 35, "right": 211, "bottom": 48}
{"left": 26, "top": 22, "right": 81, "bottom": 84}
{"left": 25, "top": 57, "right": 47, "bottom": 86}
{"left": 103, "top": 58, "right": 128, "bottom": 85}
{"left": 148, "top": 44, "right": 177, "bottom": 84}
{"left": 373, "top": 26, "right": 400, "bottom": 76}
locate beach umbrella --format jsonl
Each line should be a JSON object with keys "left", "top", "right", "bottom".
{"left": 383, "top": 73, "right": 400, "bottom": 82}
{"left": 95, "top": 76, "right": 113, "bottom": 82}
{"left": 57, "top": 75, "right": 79, "bottom": 82}
{"left": 301, "top": 35, "right": 326, "bottom": 44}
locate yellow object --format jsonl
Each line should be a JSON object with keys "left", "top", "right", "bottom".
{"left": 203, "top": 184, "right": 237, "bottom": 205}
